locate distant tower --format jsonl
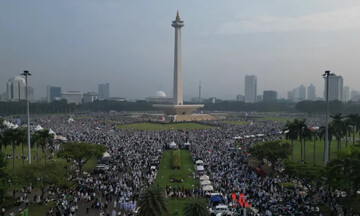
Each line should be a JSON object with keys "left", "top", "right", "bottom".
{"left": 245, "top": 75, "right": 257, "bottom": 103}
{"left": 198, "top": 81, "right": 201, "bottom": 103}
{"left": 172, "top": 10, "right": 184, "bottom": 105}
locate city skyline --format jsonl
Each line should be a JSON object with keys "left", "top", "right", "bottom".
{"left": 1, "top": 1, "right": 360, "bottom": 100}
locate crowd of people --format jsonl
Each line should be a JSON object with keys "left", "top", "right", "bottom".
{"left": 2, "top": 112, "right": 347, "bottom": 215}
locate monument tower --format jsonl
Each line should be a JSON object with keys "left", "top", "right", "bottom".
{"left": 153, "top": 11, "right": 213, "bottom": 121}
{"left": 172, "top": 11, "right": 184, "bottom": 105}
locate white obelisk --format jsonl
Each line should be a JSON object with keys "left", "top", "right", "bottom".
{"left": 172, "top": 11, "right": 184, "bottom": 105}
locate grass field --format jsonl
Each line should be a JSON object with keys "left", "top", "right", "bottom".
{"left": 156, "top": 150, "right": 200, "bottom": 215}
{"left": 156, "top": 150, "right": 199, "bottom": 189}
{"left": 286, "top": 139, "right": 354, "bottom": 165}
{"left": 259, "top": 116, "right": 291, "bottom": 122}
{"left": 223, "top": 120, "right": 249, "bottom": 125}
{"left": 116, "top": 122, "right": 213, "bottom": 131}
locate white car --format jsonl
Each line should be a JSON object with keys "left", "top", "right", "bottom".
{"left": 209, "top": 205, "right": 230, "bottom": 216}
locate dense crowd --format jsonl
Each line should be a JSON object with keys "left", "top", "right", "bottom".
{"left": 2, "top": 112, "right": 345, "bottom": 215}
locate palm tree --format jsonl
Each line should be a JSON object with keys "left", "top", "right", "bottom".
{"left": 183, "top": 198, "right": 210, "bottom": 216}
{"left": 3, "top": 128, "right": 23, "bottom": 175}
{"left": 33, "top": 129, "right": 54, "bottom": 165}
{"left": 294, "top": 119, "right": 308, "bottom": 161}
{"left": 311, "top": 129, "right": 319, "bottom": 164}
{"left": 284, "top": 120, "right": 298, "bottom": 160}
{"left": 330, "top": 113, "right": 347, "bottom": 151}
{"left": 347, "top": 114, "right": 360, "bottom": 145}
{"left": 16, "top": 129, "right": 27, "bottom": 166}
{"left": 138, "top": 186, "right": 168, "bottom": 216}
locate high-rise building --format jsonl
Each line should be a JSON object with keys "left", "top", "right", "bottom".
{"left": 263, "top": 90, "right": 277, "bottom": 102}
{"left": 244, "top": 75, "right": 257, "bottom": 103}
{"left": 324, "top": 75, "right": 343, "bottom": 101}
{"left": 307, "top": 84, "right": 316, "bottom": 100}
{"left": 98, "top": 83, "right": 110, "bottom": 100}
{"left": 61, "top": 91, "right": 83, "bottom": 104}
{"left": 298, "top": 85, "right": 306, "bottom": 101}
{"left": 47, "top": 86, "right": 61, "bottom": 102}
{"left": 83, "top": 92, "right": 99, "bottom": 103}
{"left": 343, "top": 86, "right": 350, "bottom": 102}
{"left": 6, "top": 76, "right": 26, "bottom": 101}
{"left": 351, "top": 90, "right": 360, "bottom": 102}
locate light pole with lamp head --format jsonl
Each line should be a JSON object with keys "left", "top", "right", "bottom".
{"left": 21, "top": 70, "right": 32, "bottom": 164}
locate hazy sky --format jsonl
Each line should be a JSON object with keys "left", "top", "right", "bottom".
{"left": 1, "top": 0, "right": 360, "bottom": 100}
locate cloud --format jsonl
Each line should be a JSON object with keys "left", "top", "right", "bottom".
{"left": 217, "top": 5, "right": 360, "bottom": 34}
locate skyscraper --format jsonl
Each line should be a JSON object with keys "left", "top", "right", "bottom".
{"left": 244, "top": 75, "right": 257, "bottom": 103}
{"left": 324, "top": 75, "right": 343, "bottom": 101}
{"left": 307, "top": 84, "right": 316, "bottom": 100}
{"left": 6, "top": 76, "right": 26, "bottom": 101}
{"left": 98, "top": 83, "right": 110, "bottom": 100}
{"left": 47, "top": 85, "right": 61, "bottom": 102}
{"left": 343, "top": 86, "right": 350, "bottom": 102}
{"left": 298, "top": 85, "right": 306, "bottom": 101}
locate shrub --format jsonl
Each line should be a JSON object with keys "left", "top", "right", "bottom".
{"left": 171, "top": 150, "right": 181, "bottom": 169}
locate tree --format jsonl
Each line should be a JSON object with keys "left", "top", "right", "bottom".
{"left": 57, "top": 142, "right": 106, "bottom": 173}
{"left": 138, "top": 186, "right": 168, "bottom": 216}
{"left": 346, "top": 114, "right": 360, "bottom": 145}
{"left": 183, "top": 198, "right": 209, "bottom": 216}
{"left": 285, "top": 161, "right": 325, "bottom": 183}
{"left": 311, "top": 129, "right": 320, "bottom": 164}
{"left": 326, "top": 145, "right": 360, "bottom": 216}
{"left": 284, "top": 120, "right": 298, "bottom": 160}
{"left": 318, "top": 125, "right": 334, "bottom": 161}
{"left": 2, "top": 128, "right": 26, "bottom": 175}
{"left": 296, "top": 119, "right": 311, "bottom": 161}
{"left": 0, "top": 151, "right": 9, "bottom": 205}
{"left": 249, "top": 140, "right": 292, "bottom": 167}
{"left": 19, "top": 163, "right": 69, "bottom": 202}
{"left": 330, "top": 113, "right": 347, "bottom": 151}
{"left": 31, "top": 129, "right": 54, "bottom": 165}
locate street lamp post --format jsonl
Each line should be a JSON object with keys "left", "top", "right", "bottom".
{"left": 322, "top": 70, "right": 333, "bottom": 165}
{"left": 21, "top": 70, "right": 32, "bottom": 164}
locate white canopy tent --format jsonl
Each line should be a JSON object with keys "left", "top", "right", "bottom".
{"left": 55, "top": 135, "right": 67, "bottom": 142}
{"left": 200, "top": 175, "right": 209, "bottom": 180}
{"left": 184, "top": 142, "right": 190, "bottom": 146}
{"left": 49, "top": 129, "right": 56, "bottom": 135}
{"left": 196, "top": 165, "right": 204, "bottom": 172}
{"left": 35, "top": 125, "right": 43, "bottom": 131}
{"left": 169, "top": 142, "right": 177, "bottom": 149}
{"left": 256, "top": 134, "right": 264, "bottom": 137}
{"left": 200, "top": 180, "right": 212, "bottom": 185}
{"left": 11, "top": 124, "right": 18, "bottom": 129}
{"left": 68, "top": 118, "right": 75, "bottom": 123}
{"left": 195, "top": 160, "right": 204, "bottom": 166}
{"left": 102, "top": 152, "right": 111, "bottom": 158}
{"left": 202, "top": 185, "right": 214, "bottom": 191}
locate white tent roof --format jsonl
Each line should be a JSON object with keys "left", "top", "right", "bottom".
{"left": 55, "top": 135, "right": 67, "bottom": 141}
{"left": 49, "top": 129, "right": 56, "bottom": 135}
{"left": 202, "top": 185, "right": 214, "bottom": 191}
{"left": 35, "top": 125, "right": 43, "bottom": 131}
{"left": 102, "top": 152, "right": 111, "bottom": 158}
{"left": 68, "top": 118, "right": 75, "bottom": 123}
{"left": 195, "top": 160, "right": 204, "bottom": 165}
{"left": 200, "top": 175, "right": 209, "bottom": 180}
{"left": 196, "top": 165, "right": 204, "bottom": 171}
{"left": 184, "top": 142, "right": 190, "bottom": 146}
{"left": 250, "top": 135, "right": 255, "bottom": 138}
{"left": 256, "top": 134, "right": 264, "bottom": 137}
{"left": 169, "top": 142, "right": 177, "bottom": 147}
{"left": 284, "top": 130, "right": 289, "bottom": 134}
{"left": 244, "top": 135, "right": 250, "bottom": 138}
{"left": 200, "top": 180, "right": 211, "bottom": 185}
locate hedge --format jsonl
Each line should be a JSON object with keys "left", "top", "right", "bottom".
{"left": 171, "top": 149, "right": 181, "bottom": 169}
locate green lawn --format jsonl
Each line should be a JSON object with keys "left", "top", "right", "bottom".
{"left": 223, "top": 120, "right": 249, "bottom": 125}
{"left": 286, "top": 139, "right": 354, "bottom": 165}
{"left": 259, "top": 116, "right": 291, "bottom": 122}
{"left": 116, "top": 122, "right": 213, "bottom": 131}
{"left": 156, "top": 150, "right": 199, "bottom": 189}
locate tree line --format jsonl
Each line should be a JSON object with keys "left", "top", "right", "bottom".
{"left": 1, "top": 99, "right": 360, "bottom": 115}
